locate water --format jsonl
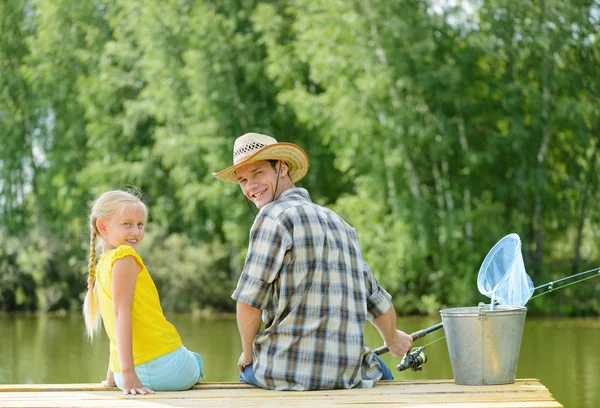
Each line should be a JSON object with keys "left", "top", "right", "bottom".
{"left": 0, "top": 313, "right": 598, "bottom": 407}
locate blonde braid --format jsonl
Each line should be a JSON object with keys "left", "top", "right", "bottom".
{"left": 83, "top": 222, "right": 101, "bottom": 340}
{"left": 87, "top": 228, "right": 98, "bottom": 289}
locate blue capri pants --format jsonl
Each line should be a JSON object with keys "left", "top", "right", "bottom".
{"left": 114, "top": 346, "right": 204, "bottom": 391}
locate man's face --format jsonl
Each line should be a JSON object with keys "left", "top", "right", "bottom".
{"left": 236, "top": 160, "right": 280, "bottom": 209}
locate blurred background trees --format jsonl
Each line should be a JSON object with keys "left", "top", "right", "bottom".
{"left": 1, "top": 0, "right": 599, "bottom": 315}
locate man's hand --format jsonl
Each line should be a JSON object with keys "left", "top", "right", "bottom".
{"left": 372, "top": 306, "right": 413, "bottom": 357}
{"left": 384, "top": 329, "right": 413, "bottom": 357}
{"left": 121, "top": 371, "right": 155, "bottom": 395}
{"left": 237, "top": 351, "right": 253, "bottom": 372}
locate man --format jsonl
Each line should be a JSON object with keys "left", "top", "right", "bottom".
{"left": 213, "top": 132, "right": 412, "bottom": 391}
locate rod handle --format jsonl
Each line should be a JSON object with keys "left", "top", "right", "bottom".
{"left": 373, "top": 322, "right": 443, "bottom": 356}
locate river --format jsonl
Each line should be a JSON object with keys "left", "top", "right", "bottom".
{"left": 0, "top": 313, "right": 597, "bottom": 407}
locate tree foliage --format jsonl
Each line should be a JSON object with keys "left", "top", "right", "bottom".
{"left": 1, "top": 0, "right": 599, "bottom": 315}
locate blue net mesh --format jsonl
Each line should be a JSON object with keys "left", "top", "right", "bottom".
{"left": 477, "top": 233, "right": 534, "bottom": 307}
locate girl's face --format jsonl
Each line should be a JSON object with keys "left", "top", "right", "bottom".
{"left": 97, "top": 207, "right": 146, "bottom": 252}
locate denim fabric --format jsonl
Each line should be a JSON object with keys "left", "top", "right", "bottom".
{"left": 374, "top": 354, "right": 394, "bottom": 380}
{"left": 239, "top": 363, "right": 266, "bottom": 388}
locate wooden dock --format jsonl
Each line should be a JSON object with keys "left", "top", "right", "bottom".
{"left": 0, "top": 379, "right": 562, "bottom": 407}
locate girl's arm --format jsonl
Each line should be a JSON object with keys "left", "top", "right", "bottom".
{"left": 112, "top": 256, "right": 154, "bottom": 395}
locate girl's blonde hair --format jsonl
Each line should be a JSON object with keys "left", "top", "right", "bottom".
{"left": 83, "top": 189, "right": 147, "bottom": 340}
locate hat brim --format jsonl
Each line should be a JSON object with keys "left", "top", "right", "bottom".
{"left": 213, "top": 142, "right": 309, "bottom": 183}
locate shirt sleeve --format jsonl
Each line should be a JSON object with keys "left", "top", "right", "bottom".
{"left": 232, "top": 210, "right": 292, "bottom": 309}
{"left": 109, "top": 245, "right": 145, "bottom": 271}
{"left": 363, "top": 259, "right": 393, "bottom": 321}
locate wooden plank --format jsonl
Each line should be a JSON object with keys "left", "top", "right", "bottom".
{"left": 0, "top": 400, "right": 563, "bottom": 407}
{"left": 0, "top": 379, "right": 563, "bottom": 408}
{"left": 0, "top": 379, "right": 546, "bottom": 392}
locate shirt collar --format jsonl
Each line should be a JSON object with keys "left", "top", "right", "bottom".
{"left": 279, "top": 187, "right": 312, "bottom": 202}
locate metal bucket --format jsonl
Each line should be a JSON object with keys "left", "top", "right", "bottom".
{"left": 440, "top": 305, "right": 527, "bottom": 385}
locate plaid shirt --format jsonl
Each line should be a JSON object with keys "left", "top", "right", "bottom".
{"left": 232, "top": 188, "right": 393, "bottom": 390}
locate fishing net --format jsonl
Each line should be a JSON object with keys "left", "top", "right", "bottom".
{"left": 477, "top": 233, "right": 534, "bottom": 307}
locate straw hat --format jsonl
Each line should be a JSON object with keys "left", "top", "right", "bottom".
{"left": 213, "top": 133, "right": 309, "bottom": 183}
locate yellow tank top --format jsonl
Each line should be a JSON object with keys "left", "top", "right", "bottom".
{"left": 96, "top": 245, "right": 182, "bottom": 372}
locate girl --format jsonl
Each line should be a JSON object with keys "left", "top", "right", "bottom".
{"left": 83, "top": 189, "right": 203, "bottom": 395}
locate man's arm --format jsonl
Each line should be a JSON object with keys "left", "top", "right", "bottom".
{"left": 236, "top": 301, "right": 262, "bottom": 371}
{"left": 371, "top": 305, "right": 412, "bottom": 357}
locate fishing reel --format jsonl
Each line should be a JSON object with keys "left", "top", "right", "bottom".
{"left": 396, "top": 346, "right": 427, "bottom": 372}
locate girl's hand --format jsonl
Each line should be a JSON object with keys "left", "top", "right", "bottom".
{"left": 101, "top": 377, "right": 116, "bottom": 387}
{"left": 101, "top": 368, "right": 116, "bottom": 387}
{"left": 100, "top": 380, "right": 117, "bottom": 388}
{"left": 122, "top": 371, "right": 155, "bottom": 395}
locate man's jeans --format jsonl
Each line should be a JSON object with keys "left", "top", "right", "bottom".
{"left": 376, "top": 354, "right": 395, "bottom": 380}
{"left": 239, "top": 354, "right": 394, "bottom": 388}
{"left": 238, "top": 362, "right": 265, "bottom": 388}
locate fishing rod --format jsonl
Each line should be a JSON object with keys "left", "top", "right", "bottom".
{"left": 373, "top": 323, "right": 443, "bottom": 356}
{"left": 373, "top": 323, "right": 443, "bottom": 372}
{"left": 532, "top": 266, "right": 600, "bottom": 292}
{"left": 375, "top": 266, "right": 600, "bottom": 372}
{"left": 490, "top": 266, "right": 600, "bottom": 309}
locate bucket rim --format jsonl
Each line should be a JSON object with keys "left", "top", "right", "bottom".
{"left": 440, "top": 305, "right": 527, "bottom": 315}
